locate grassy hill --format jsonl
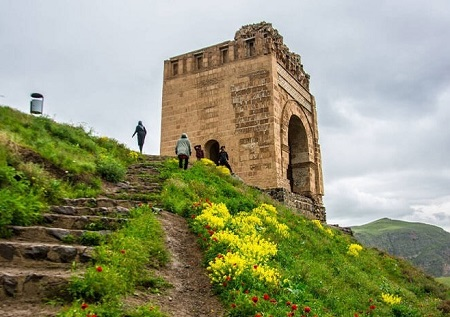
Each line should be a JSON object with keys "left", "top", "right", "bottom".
{"left": 352, "top": 218, "right": 450, "bottom": 278}
{"left": 1, "top": 105, "right": 450, "bottom": 316}
{"left": 0, "top": 105, "right": 135, "bottom": 235}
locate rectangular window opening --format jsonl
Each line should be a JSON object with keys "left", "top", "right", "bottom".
{"left": 195, "top": 53, "right": 203, "bottom": 70}
{"left": 220, "top": 47, "right": 229, "bottom": 64}
{"left": 171, "top": 61, "right": 178, "bottom": 76}
{"left": 246, "top": 39, "right": 256, "bottom": 57}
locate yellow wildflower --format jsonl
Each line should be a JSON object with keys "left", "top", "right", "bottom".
{"left": 382, "top": 293, "right": 402, "bottom": 305}
{"left": 347, "top": 243, "right": 363, "bottom": 256}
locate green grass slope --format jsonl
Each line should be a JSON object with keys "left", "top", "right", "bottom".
{"left": 0, "top": 105, "right": 134, "bottom": 236}
{"left": 1, "top": 105, "right": 450, "bottom": 316}
{"left": 158, "top": 161, "right": 450, "bottom": 316}
{"left": 352, "top": 218, "right": 450, "bottom": 278}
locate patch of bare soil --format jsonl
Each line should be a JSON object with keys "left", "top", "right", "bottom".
{"left": 0, "top": 299, "right": 61, "bottom": 317}
{"left": 125, "top": 210, "right": 226, "bottom": 317}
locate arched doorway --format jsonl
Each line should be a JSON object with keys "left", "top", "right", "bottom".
{"left": 287, "top": 115, "right": 311, "bottom": 197}
{"left": 205, "top": 140, "right": 220, "bottom": 164}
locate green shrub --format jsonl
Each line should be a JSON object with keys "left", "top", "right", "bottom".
{"left": 79, "top": 231, "right": 105, "bottom": 246}
{"left": 0, "top": 165, "right": 43, "bottom": 234}
{"left": 95, "top": 155, "right": 126, "bottom": 182}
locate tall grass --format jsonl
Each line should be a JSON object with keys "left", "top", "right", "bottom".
{"left": 58, "top": 204, "right": 170, "bottom": 317}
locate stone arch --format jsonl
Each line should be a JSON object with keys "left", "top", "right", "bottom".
{"left": 280, "top": 100, "right": 316, "bottom": 198}
{"left": 205, "top": 139, "right": 220, "bottom": 163}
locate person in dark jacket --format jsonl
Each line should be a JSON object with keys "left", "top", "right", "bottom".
{"left": 194, "top": 145, "right": 204, "bottom": 160}
{"left": 175, "top": 133, "right": 191, "bottom": 169}
{"left": 218, "top": 145, "right": 233, "bottom": 174}
{"left": 132, "top": 121, "right": 147, "bottom": 154}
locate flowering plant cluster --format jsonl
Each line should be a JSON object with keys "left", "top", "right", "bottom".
{"left": 381, "top": 292, "right": 402, "bottom": 305}
{"left": 216, "top": 164, "right": 232, "bottom": 175}
{"left": 311, "top": 219, "right": 334, "bottom": 237}
{"left": 198, "top": 158, "right": 217, "bottom": 167}
{"left": 193, "top": 202, "right": 288, "bottom": 289}
{"left": 128, "top": 151, "right": 140, "bottom": 160}
{"left": 196, "top": 155, "right": 232, "bottom": 175}
{"left": 347, "top": 243, "right": 363, "bottom": 257}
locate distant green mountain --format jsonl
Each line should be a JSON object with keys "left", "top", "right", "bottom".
{"left": 352, "top": 218, "right": 450, "bottom": 277}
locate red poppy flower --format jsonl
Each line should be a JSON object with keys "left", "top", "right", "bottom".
{"left": 96, "top": 266, "right": 103, "bottom": 272}
{"left": 286, "top": 301, "right": 292, "bottom": 306}
{"left": 291, "top": 304, "right": 298, "bottom": 310}
{"left": 255, "top": 314, "right": 262, "bottom": 317}
{"left": 252, "top": 296, "right": 259, "bottom": 303}
{"left": 81, "top": 303, "right": 88, "bottom": 310}
{"left": 304, "top": 306, "right": 311, "bottom": 313}
{"left": 369, "top": 305, "right": 376, "bottom": 310}
{"left": 263, "top": 293, "right": 270, "bottom": 300}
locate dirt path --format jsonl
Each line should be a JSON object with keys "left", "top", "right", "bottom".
{"left": 125, "top": 210, "right": 226, "bottom": 317}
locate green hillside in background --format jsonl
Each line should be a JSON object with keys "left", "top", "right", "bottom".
{"left": 1, "top": 105, "right": 450, "bottom": 316}
{"left": 352, "top": 218, "right": 450, "bottom": 278}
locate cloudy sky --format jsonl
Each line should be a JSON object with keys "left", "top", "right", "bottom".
{"left": 1, "top": 0, "right": 449, "bottom": 232}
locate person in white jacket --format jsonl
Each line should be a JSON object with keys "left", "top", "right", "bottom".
{"left": 175, "top": 133, "right": 192, "bottom": 169}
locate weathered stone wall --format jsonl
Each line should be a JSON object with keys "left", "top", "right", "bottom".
{"left": 263, "top": 187, "right": 326, "bottom": 222}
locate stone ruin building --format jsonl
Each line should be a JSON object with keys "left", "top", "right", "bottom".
{"left": 160, "top": 22, "right": 325, "bottom": 221}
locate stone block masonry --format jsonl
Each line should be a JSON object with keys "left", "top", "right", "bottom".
{"left": 160, "top": 22, "right": 325, "bottom": 221}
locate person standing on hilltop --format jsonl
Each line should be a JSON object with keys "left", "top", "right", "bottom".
{"left": 175, "top": 133, "right": 191, "bottom": 170}
{"left": 132, "top": 121, "right": 147, "bottom": 154}
{"left": 218, "top": 145, "right": 233, "bottom": 174}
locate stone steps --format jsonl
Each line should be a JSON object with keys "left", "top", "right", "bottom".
{"left": 8, "top": 225, "right": 110, "bottom": 244}
{"left": 0, "top": 267, "right": 75, "bottom": 300}
{"left": 0, "top": 241, "right": 92, "bottom": 266}
{"left": 61, "top": 197, "right": 138, "bottom": 208}
{"left": 49, "top": 205, "right": 130, "bottom": 217}
{"left": 0, "top": 155, "right": 167, "bottom": 314}
{"left": 42, "top": 213, "right": 127, "bottom": 231}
